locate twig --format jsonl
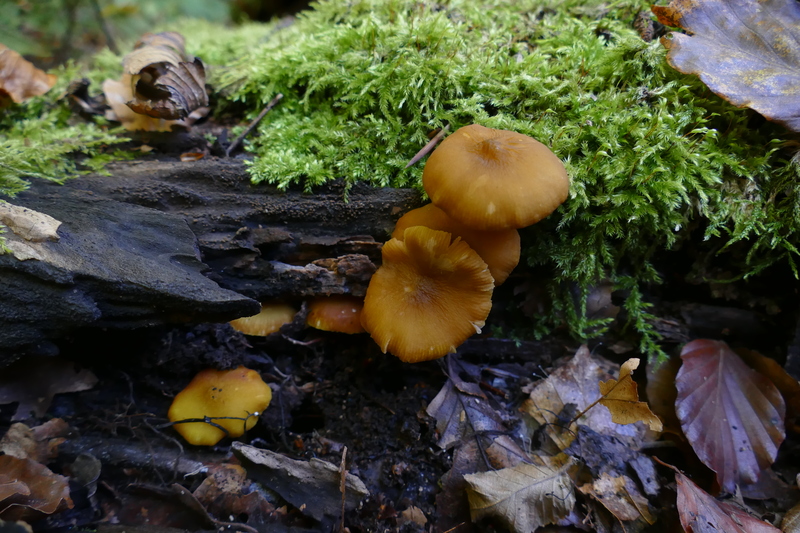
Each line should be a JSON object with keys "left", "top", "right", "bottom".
{"left": 405, "top": 123, "right": 450, "bottom": 168}
{"left": 339, "top": 446, "right": 348, "bottom": 533}
{"left": 226, "top": 94, "right": 284, "bottom": 157}
{"left": 88, "top": 0, "right": 120, "bottom": 55}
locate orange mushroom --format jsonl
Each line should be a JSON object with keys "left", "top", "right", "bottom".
{"left": 361, "top": 226, "right": 494, "bottom": 363}
{"left": 392, "top": 203, "right": 520, "bottom": 285}
{"left": 306, "top": 295, "right": 365, "bottom": 334}
{"left": 229, "top": 303, "right": 296, "bottom": 336}
{"left": 422, "top": 124, "right": 569, "bottom": 231}
{"left": 168, "top": 366, "right": 272, "bottom": 446}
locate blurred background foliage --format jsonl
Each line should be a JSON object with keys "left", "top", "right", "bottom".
{"left": 0, "top": 0, "right": 308, "bottom": 67}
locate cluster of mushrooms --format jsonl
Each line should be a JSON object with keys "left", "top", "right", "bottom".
{"left": 361, "top": 124, "right": 570, "bottom": 362}
{"left": 167, "top": 124, "right": 569, "bottom": 446}
{"left": 229, "top": 124, "right": 570, "bottom": 363}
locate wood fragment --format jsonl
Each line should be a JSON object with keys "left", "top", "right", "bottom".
{"left": 226, "top": 93, "right": 284, "bottom": 157}
{"left": 405, "top": 124, "right": 450, "bottom": 168}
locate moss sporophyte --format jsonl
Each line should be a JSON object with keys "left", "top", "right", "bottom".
{"left": 4, "top": 0, "right": 799, "bottom": 358}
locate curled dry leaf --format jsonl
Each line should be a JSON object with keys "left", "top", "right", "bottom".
{"left": 0, "top": 455, "right": 73, "bottom": 522}
{"left": 598, "top": 358, "right": 663, "bottom": 432}
{"left": 578, "top": 472, "right": 655, "bottom": 525}
{"left": 652, "top": 0, "right": 800, "bottom": 132}
{"left": 0, "top": 419, "right": 69, "bottom": 463}
{"left": 123, "top": 32, "right": 208, "bottom": 120}
{"left": 0, "top": 44, "right": 56, "bottom": 105}
{"left": 676, "top": 339, "right": 785, "bottom": 493}
{"left": 676, "top": 471, "right": 781, "bottom": 533}
{"left": 463, "top": 455, "right": 575, "bottom": 533}
{"left": 0, "top": 356, "right": 98, "bottom": 421}
{"left": 645, "top": 355, "right": 682, "bottom": 435}
{"left": 103, "top": 77, "right": 178, "bottom": 132}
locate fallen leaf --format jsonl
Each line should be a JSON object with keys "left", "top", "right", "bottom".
{"left": 232, "top": 442, "right": 369, "bottom": 522}
{"left": 103, "top": 77, "right": 178, "bottom": 132}
{"left": 598, "top": 358, "right": 663, "bottom": 432}
{"left": 0, "top": 455, "right": 73, "bottom": 522}
{"left": 0, "top": 44, "right": 56, "bottom": 105}
{"left": 783, "top": 500, "right": 800, "bottom": 533}
{"left": 645, "top": 355, "right": 682, "bottom": 435}
{"left": 0, "top": 356, "right": 98, "bottom": 420}
{"left": 676, "top": 339, "right": 785, "bottom": 493}
{"left": 735, "top": 347, "right": 800, "bottom": 425}
{"left": 521, "top": 345, "right": 644, "bottom": 454}
{"left": 426, "top": 357, "right": 528, "bottom": 466}
{"left": 122, "top": 32, "right": 208, "bottom": 120}
{"left": 652, "top": 0, "right": 800, "bottom": 132}
{"left": 0, "top": 203, "right": 61, "bottom": 243}
{"left": 0, "top": 419, "right": 69, "bottom": 462}
{"left": 463, "top": 456, "right": 575, "bottom": 533}
{"left": 676, "top": 471, "right": 781, "bottom": 533}
{"left": 193, "top": 464, "right": 274, "bottom": 526}
{"left": 398, "top": 506, "right": 427, "bottom": 527}
{"left": 578, "top": 472, "right": 655, "bottom": 525}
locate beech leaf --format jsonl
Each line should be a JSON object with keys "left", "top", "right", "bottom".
{"left": 463, "top": 456, "right": 575, "bottom": 533}
{"left": 0, "top": 455, "right": 73, "bottom": 522}
{"left": 0, "top": 44, "right": 56, "bottom": 105}
{"left": 122, "top": 32, "right": 208, "bottom": 120}
{"left": 676, "top": 471, "right": 781, "bottom": 533}
{"left": 578, "top": 472, "right": 655, "bottom": 525}
{"left": 598, "top": 358, "right": 663, "bottom": 432}
{"left": 652, "top": 0, "right": 800, "bottom": 132}
{"left": 521, "top": 345, "right": 643, "bottom": 454}
{"left": 676, "top": 339, "right": 785, "bottom": 493}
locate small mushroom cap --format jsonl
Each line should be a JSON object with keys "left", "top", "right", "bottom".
{"left": 361, "top": 226, "right": 494, "bottom": 363}
{"left": 306, "top": 295, "right": 365, "bottom": 334}
{"left": 229, "top": 303, "right": 296, "bottom": 336}
{"left": 392, "top": 203, "right": 520, "bottom": 285}
{"left": 422, "top": 124, "right": 569, "bottom": 230}
{"left": 168, "top": 366, "right": 272, "bottom": 446}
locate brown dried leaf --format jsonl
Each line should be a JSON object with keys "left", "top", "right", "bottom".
{"left": 735, "top": 347, "right": 800, "bottom": 424}
{"left": 193, "top": 464, "right": 274, "bottom": 524}
{"left": 676, "top": 339, "right": 785, "bottom": 493}
{"left": 645, "top": 355, "right": 682, "bottom": 435}
{"left": 598, "top": 358, "right": 663, "bottom": 432}
{"left": 427, "top": 357, "right": 529, "bottom": 466}
{"left": 578, "top": 472, "right": 655, "bottom": 525}
{"left": 0, "top": 356, "right": 98, "bottom": 420}
{"left": 464, "top": 456, "right": 575, "bottom": 533}
{"left": 0, "top": 419, "right": 69, "bottom": 463}
{"left": 0, "top": 455, "right": 73, "bottom": 522}
{"left": 122, "top": 32, "right": 208, "bottom": 120}
{"left": 521, "top": 345, "right": 644, "bottom": 454}
{"left": 676, "top": 471, "right": 781, "bottom": 533}
{"left": 103, "top": 77, "right": 178, "bottom": 132}
{"left": 0, "top": 44, "right": 56, "bottom": 105}
{"left": 652, "top": 0, "right": 800, "bottom": 132}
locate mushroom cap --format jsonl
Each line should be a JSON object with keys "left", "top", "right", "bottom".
{"left": 422, "top": 124, "right": 569, "bottom": 230}
{"left": 392, "top": 203, "right": 520, "bottom": 285}
{"left": 168, "top": 366, "right": 272, "bottom": 446}
{"left": 306, "top": 295, "right": 365, "bottom": 334}
{"left": 361, "top": 226, "right": 494, "bottom": 363}
{"left": 229, "top": 303, "right": 296, "bottom": 336}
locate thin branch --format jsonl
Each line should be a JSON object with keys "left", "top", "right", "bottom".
{"left": 405, "top": 123, "right": 449, "bottom": 168}
{"left": 226, "top": 93, "right": 284, "bottom": 157}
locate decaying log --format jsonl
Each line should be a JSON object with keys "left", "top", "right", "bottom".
{"left": 1, "top": 157, "right": 422, "bottom": 361}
